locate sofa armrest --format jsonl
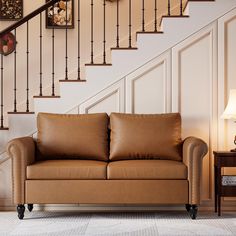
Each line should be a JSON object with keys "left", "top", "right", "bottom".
{"left": 7, "top": 137, "right": 36, "bottom": 205}
{"left": 183, "top": 136, "right": 208, "bottom": 205}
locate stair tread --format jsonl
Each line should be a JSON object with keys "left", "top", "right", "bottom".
{"left": 85, "top": 63, "right": 112, "bottom": 66}
{"left": 136, "top": 31, "right": 164, "bottom": 34}
{"left": 0, "top": 127, "right": 9, "bottom": 130}
{"left": 111, "top": 47, "right": 138, "bottom": 50}
{"left": 189, "top": 0, "right": 214, "bottom": 1}
{"left": 162, "top": 15, "right": 190, "bottom": 18}
{"left": 8, "top": 112, "right": 35, "bottom": 114}
{"left": 33, "top": 96, "right": 60, "bottom": 98}
{"left": 59, "top": 80, "right": 87, "bottom": 82}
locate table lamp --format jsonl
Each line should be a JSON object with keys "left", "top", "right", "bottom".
{"left": 221, "top": 89, "right": 236, "bottom": 152}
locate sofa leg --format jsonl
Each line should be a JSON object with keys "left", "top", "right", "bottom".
{"left": 187, "top": 205, "right": 198, "bottom": 220}
{"left": 185, "top": 204, "right": 191, "bottom": 212}
{"left": 27, "top": 204, "right": 33, "bottom": 212}
{"left": 17, "top": 204, "right": 25, "bottom": 220}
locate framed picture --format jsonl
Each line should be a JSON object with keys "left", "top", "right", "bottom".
{"left": 46, "top": 0, "right": 74, "bottom": 29}
{"left": 0, "top": 0, "right": 23, "bottom": 20}
{"left": 0, "top": 32, "right": 16, "bottom": 56}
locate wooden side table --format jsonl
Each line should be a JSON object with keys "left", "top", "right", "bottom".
{"left": 213, "top": 151, "right": 236, "bottom": 216}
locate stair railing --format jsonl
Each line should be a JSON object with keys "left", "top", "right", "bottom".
{"left": 0, "top": 0, "right": 187, "bottom": 130}
{"left": 0, "top": 0, "right": 60, "bottom": 129}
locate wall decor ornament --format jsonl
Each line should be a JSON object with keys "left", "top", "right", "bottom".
{"left": 0, "top": 0, "right": 23, "bottom": 20}
{"left": 0, "top": 32, "right": 16, "bottom": 56}
{"left": 46, "top": 0, "right": 74, "bottom": 29}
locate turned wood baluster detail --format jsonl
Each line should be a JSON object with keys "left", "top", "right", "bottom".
{"left": 39, "top": 13, "right": 43, "bottom": 96}
{"left": 90, "top": 0, "right": 94, "bottom": 64}
{"left": 77, "top": 0, "right": 81, "bottom": 80}
{"left": 26, "top": 21, "right": 29, "bottom": 112}
{"left": 116, "top": 0, "right": 120, "bottom": 48}
{"left": 142, "top": 0, "right": 145, "bottom": 32}
{"left": 14, "top": 29, "right": 17, "bottom": 112}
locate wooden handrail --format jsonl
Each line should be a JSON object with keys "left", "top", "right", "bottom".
{"left": 0, "top": 0, "right": 60, "bottom": 37}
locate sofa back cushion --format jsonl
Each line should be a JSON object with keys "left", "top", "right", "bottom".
{"left": 109, "top": 113, "right": 182, "bottom": 161}
{"left": 37, "top": 113, "right": 109, "bottom": 161}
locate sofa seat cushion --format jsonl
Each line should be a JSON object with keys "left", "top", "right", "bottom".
{"left": 110, "top": 113, "right": 182, "bottom": 161}
{"left": 107, "top": 160, "right": 187, "bottom": 180}
{"left": 27, "top": 160, "right": 107, "bottom": 180}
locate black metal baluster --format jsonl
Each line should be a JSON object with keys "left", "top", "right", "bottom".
{"left": 51, "top": 3, "right": 55, "bottom": 95}
{"left": 52, "top": 28, "right": 55, "bottom": 96}
{"left": 0, "top": 55, "right": 5, "bottom": 129}
{"left": 116, "top": 0, "right": 120, "bottom": 48}
{"left": 142, "top": 0, "right": 145, "bottom": 32}
{"left": 77, "top": 0, "right": 81, "bottom": 80}
{"left": 65, "top": 0, "right": 68, "bottom": 80}
{"left": 39, "top": 13, "right": 43, "bottom": 96}
{"left": 26, "top": 21, "right": 29, "bottom": 112}
{"left": 168, "top": 0, "right": 171, "bottom": 16}
{"left": 14, "top": 29, "right": 17, "bottom": 112}
{"left": 103, "top": 0, "right": 106, "bottom": 64}
{"left": 90, "top": 0, "right": 94, "bottom": 64}
{"left": 128, "top": 0, "right": 132, "bottom": 48}
{"left": 154, "top": 0, "right": 157, "bottom": 32}
{"left": 180, "top": 0, "right": 183, "bottom": 16}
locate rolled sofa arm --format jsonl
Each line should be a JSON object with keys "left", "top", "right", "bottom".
{"left": 7, "top": 137, "right": 36, "bottom": 205}
{"left": 183, "top": 136, "right": 208, "bottom": 205}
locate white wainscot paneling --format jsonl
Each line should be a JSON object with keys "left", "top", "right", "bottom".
{"left": 0, "top": 159, "right": 12, "bottom": 206}
{"left": 172, "top": 23, "right": 217, "bottom": 201}
{"left": 218, "top": 9, "right": 236, "bottom": 200}
{"left": 218, "top": 9, "right": 236, "bottom": 151}
{"left": 125, "top": 51, "right": 171, "bottom": 114}
{"left": 79, "top": 80, "right": 125, "bottom": 115}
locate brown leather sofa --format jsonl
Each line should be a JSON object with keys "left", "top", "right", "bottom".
{"left": 7, "top": 112, "right": 208, "bottom": 220}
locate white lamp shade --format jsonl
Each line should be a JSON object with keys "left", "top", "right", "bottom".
{"left": 221, "top": 89, "right": 236, "bottom": 119}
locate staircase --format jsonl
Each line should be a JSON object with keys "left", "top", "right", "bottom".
{"left": 0, "top": 0, "right": 236, "bottom": 157}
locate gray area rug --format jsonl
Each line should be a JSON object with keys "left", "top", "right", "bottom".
{"left": 0, "top": 211, "right": 235, "bottom": 236}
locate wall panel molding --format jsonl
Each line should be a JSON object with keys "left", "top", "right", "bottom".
{"left": 125, "top": 51, "right": 171, "bottom": 114}
{"left": 79, "top": 80, "right": 125, "bottom": 114}
{"left": 172, "top": 23, "right": 218, "bottom": 201}
{"left": 218, "top": 8, "right": 236, "bottom": 203}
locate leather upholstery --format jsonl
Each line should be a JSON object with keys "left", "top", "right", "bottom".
{"left": 109, "top": 113, "right": 182, "bottom": 161}
{"left": 27, "top": 160, "right": 107, "bottom": 180}
{"left": 7, "top": 113, "right": 208, "bottom": 206}
{"left": 37, "top": 113, "right": 109, "bottom": 161}
{"left": 25, "top": 180, "right": 188, "bottom": 204}
{"left": 7, "top": 137, "right": 36, "bottom": 204}
{"left": 183, "top": 136, "right": 208, "bottom": 205}
{"left": 108, "top": 160, "right": 187, "bottom": 180}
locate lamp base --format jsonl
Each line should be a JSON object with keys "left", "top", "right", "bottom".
{"left": 230, "top": 148, "right": 236, "bottom": 152}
